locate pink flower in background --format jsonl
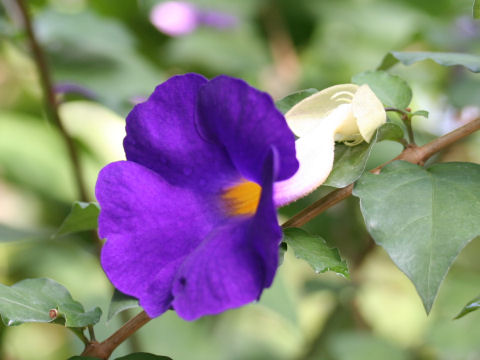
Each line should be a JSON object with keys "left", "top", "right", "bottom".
{"left": 150, "top": 1, "right": 237, "bottom": 37}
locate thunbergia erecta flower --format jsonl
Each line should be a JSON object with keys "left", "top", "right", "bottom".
{"left": 274, "top": 84, "right": 386, "bottom": 206}
{"left": 96, "top": 74, "right": 298, "bottom": 320}
{"left": 150, "top": 1, "right": 238, "bottom": 37}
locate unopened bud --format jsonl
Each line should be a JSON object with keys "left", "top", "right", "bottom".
{"left": 49, "top": 309, "right": 58, "bottom": 319}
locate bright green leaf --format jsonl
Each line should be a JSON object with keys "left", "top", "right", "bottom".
{"left": 115, "top": 353, "right": 173, "bottom": 360}
{"left": 376, "top": 122, "right": 405, "bottom": 143}
{"left": 474, "top": 0, "right": 480, "bottom": 19}
{"left": 353, "top": 161, "right": 480, "bottom": 312}
{"left": 0, "top": 278, "right": 102, "bottom": 327}
{"left": 275, "top": 88, "right": 318, "bottom": 114}
{"left": 56, "top": 202, "right": 99, "bottom": 237}
{"left": 454, "top": 295, "right": 480, "bottom": 319}
{"left": 283, "top": 228, "right": 349, "bottom": 278}
{"left": 323, "top": 141, "right": 375, "bottom": 188}
{"left": 378, "top": 51, "right": 480, "bottom": 73}
{"left": 352, "top": 70, "right": 412, "bottom": 109}
{"left": 323, "top": 123, "right": 400, "bottom": 188}
{"left": 412, "top": 110, "right": 429, "bottom": 118}
{"left": 107, "top": 289, "right": 139, "bottom": 321}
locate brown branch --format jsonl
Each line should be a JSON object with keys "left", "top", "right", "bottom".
{"left": 282, "top": 117, "right": 480, "bottom": 229}
{"left": 282, "top": 185, "right": 354, "bottom": 229}
{"left": 81, "top": 311, "right": 151, "bottom": 359}
{"left": 415, "top": 117, "right": 480, "bottom": 161}
{"left": 14, "top": 0, "right": 89, "bottom": 202}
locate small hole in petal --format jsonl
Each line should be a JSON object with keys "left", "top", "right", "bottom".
{"left": 179, "top": 277, "right": 187, "bottom": 287}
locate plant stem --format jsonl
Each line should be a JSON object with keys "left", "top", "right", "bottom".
{"left": 81, "top": 311, "right": 151, "bottom": 359}
{"left": 119, "top": 309, "right": 142, "bottom": 354}
{"left": 69, "top": 328, "right": 89, "bottom": 346}
{"left": 403, "top": 114, "right": 416, "bottom": 145}
{"left": 14, "top": 0, "right": 89, "bottom": 202}
{"left": 88, "top": 325, "right": 96, "bottom": 342}
{"left": 282, "top": 185, "right": 354, "bottom": 229}
{"left": 282, "top": 117, "right": 480, "bottom": 229}
{"left": 75, "top": 120, "right": 480, "bottom": 358}
{"left": 385, "top": 107, "right": 407, "bottom": 116}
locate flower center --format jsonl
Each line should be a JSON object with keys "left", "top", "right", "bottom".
{"left": 223, "top": 180, "right": 262, "bottom": 216}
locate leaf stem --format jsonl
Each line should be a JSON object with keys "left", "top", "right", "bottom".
{"left": 385, "top": 107, "right": 408, "bottom": 116}
{"left": 282, "top": 185, "right": 354, "bottom": 229}
{"left": 282, "top": 117, "right": 480, "bottom": 229}
{"left": 402, "top": 114, "right": 416, "bottom": 145}
{"left": 88, "top": 325, "right": 96, "bottom": 342}
{"left": 69, "top": 327, "right": 89, "bottom": 346}
{"left": 81, "top": 311, "right": 151, "bottom": 359}
{"left": 13, "top": 0, "right": 89, "bottom": 202}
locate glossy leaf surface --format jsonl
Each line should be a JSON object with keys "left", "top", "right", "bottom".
{"left": 324, "top": 123, "right": 402, "bottom": 188}
{"left": 0, "top": 278, "right": 101, "bottom": 327}
{"left": 352, "top": 70, "right": 412, "bottom": 109}
{"left": 283, "top": 228, "right": 349, "bottom": 278}
{"left": 275, "top": 88, "right": 318, "bottom": 114}
{"left": 455, "top": 295, "right": 480, "bottom": 319}
{"left": 107, "top": 289, "right": 139, "bottom": 321}
{"left": 354, "top": 161, "right": 480, "bottom": 312}
{"left": 378, "top": 51, "right": 480, "bottom": 73}
{"left": 56, "top": 202, "right": 100, "bottom": 237}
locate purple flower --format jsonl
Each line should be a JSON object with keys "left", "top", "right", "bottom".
{"left": 149, "top": 1, "right": 238, "bottom": 37}
{"left": 96, "top": 74, "right": 298, "bottom": 320}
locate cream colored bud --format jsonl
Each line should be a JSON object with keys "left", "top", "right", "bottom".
{"left": 274, "top": 84, "right": 386, "bottom": 207}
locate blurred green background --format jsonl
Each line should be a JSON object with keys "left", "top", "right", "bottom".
{"left": 1, "top": 0, "right": 480, "bottom": 359}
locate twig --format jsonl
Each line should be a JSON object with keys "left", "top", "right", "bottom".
{"left": 119, "top": 309, "right": 143, "bottom": 354}
{"left": 81, "top": 311, "right": 151, "bottom": 359}
{"left": 88, "top": 325, "right": 96, "bottom": 342}
{"left": 14, "top": 0, "right": 89, "bottom": 202}
{"left": 402, "top": 114, "right": 416, "bottom": 145}
{"left": 282, "top": 117, "right": 480, "bottom": 229}
{"left": 69, "top": 327, "right": 89, "bottom": 346}
{"left": 282, "top": 185, "right": 354, "bottom": 229}
{"left": 415, "top": 117, "right": 480, "bottom": 161}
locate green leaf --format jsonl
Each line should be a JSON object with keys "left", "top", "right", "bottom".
{"left": 283, "top": 228, "right": 349, "bottom": 278}
{"left": 0, "top": 278, "right": 102, "bottom": 327}
{"left": 107, "top": 289, "right": 139, "bottom": 321}
{"left": 412, "top": 110, "right": 429, "bottom": 118}
{"left": 275, "top": 88, "right": 318, "bottom": 114}
{"left": 353, "top": 161, "right": 480, "bottom": 312}
{"left": 454, "top": 295, "right": 480, "bottom": 319}
{"left": 324, "top": 123, "right": 400, "bottom": 188}
{"left": 474, "top": 0, "right": 480, "bottom": 19}
{"left": 323, "top": 141, "right": 375, "bottom": 188}
{"left": 352, "top": 70, "right": 412, "bottom": 109}
{"left": 0, "top": 224, "right": 51, "bottom": 242}
{"left": 376, "top": 122, "right": 405, "bottom": 143}
{"left": 378, "top": 51, "right": 480, "bottom": 73}
{"left": 56, "top": 202, "right": 99, "bottom": 237}
{"left": 115, "top": 353, "right": 173, "bottom": 360}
